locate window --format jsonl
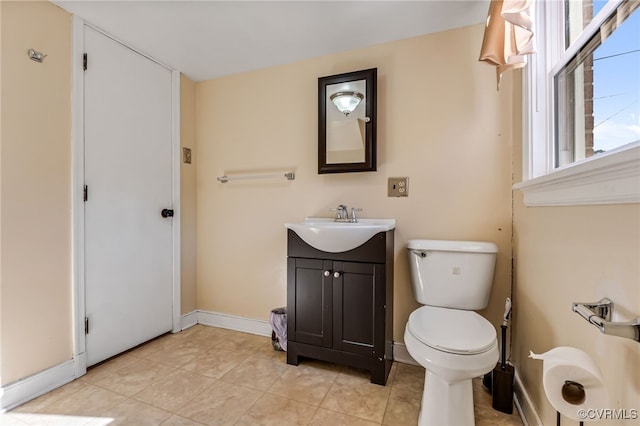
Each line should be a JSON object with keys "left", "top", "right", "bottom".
{"left": 556, "top": 1, "right": 639, "bottom": 166}
{"left": 516, "top": 0, "right": 640, "bottom": 206}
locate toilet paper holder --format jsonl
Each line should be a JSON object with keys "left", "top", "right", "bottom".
{"left": 572, "top": 298, "right": 640, "bottom": 342}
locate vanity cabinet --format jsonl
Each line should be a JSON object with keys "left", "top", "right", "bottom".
{"left": 286, "top": 229, "right": 394, "bottom": 385}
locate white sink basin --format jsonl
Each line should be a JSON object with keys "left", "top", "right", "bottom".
{"left": 285, "top": 217, "right": 396, "bottom": 253}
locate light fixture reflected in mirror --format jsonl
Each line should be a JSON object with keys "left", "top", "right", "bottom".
{"left": 330, "top": 91, "right": 364, "bottom": 116}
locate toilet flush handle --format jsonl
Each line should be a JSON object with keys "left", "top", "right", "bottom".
{"left": 411, "top": 250, "right": 428, "bottom": 258}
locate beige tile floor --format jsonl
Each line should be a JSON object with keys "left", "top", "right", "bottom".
{"left": 4, "top": 325, "right": 523, "bottom": 425}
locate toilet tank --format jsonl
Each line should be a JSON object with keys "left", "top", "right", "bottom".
{"left": 407, "top": 239, "right": 498, "bottom": 310}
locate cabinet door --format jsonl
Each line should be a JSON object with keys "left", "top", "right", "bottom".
{"left": 288, "top": 258, "right": 333, "bottom": 347}
{"left": 332, "top": 261, "right": 385, "bottom": 356}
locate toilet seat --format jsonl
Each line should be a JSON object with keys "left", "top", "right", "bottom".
{"left": 408, "top": 306, "right": 496, "bottom": 355}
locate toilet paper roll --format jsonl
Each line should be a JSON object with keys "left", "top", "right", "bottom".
{"left": 530, "top": 346, "right": 609, "bottom": 421}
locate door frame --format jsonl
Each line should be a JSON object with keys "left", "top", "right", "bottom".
{"left": 71, "top": 16, "right": 182, "bottom": 377}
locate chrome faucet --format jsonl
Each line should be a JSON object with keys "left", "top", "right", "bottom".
{"left": 334, "top": 204, "right": 349, "bottom": 221}
{"left": 331, "top": 205, "right": 362, "bottom": 222}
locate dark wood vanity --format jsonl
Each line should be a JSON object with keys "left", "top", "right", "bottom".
{"left": 286, "top": 228, "right": 394, "bottom": 385}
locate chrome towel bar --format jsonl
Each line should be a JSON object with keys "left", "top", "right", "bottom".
{"left": 217, "top": 171, "right": 295, "bottom": 183}
{"left": 572, "top": 298, "right": 640, "bottom": 342}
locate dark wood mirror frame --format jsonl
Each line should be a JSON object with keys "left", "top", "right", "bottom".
{"left": 318, "top": 68, "right": 377, "bottom": 174}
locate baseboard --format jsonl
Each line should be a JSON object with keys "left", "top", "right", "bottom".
{"left": 180, "top": 310, "right": 199, "bottom": 331}
{"left": 514, "top": 367, "right": 543, "bottom": 426}
{"left": 392, "top": 341, "right": 418, "bottom": 365}
{"left": 0, "top": 359, "right": 76, "bottom": 413}
{"left": 73, "top": 351, "right": 87, "bottom": 378}
{"left": 195, "top": 309, "right": 271, "bottom": 337}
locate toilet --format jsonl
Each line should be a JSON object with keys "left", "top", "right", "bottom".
{"left": 404, "top": 239, "right": 499, "bottom": 426}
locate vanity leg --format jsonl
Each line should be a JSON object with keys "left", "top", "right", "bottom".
{"left": 370, "top": 358, "right": 391, "bottom": 385}
{"left": 286, "top": 344, "right": 299, "bottom": 366}
{"left": 371, "top": 369, "right": 385, "bottom": 385}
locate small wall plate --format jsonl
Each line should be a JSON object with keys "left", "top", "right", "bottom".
{"left": 388, "top": 177, "right": 408, "bottom": 197}
{"left": 182, "top": 147, "right": 192, "bottom": 164}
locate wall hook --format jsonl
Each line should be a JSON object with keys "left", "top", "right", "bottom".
{"left": 28, "top": 49, "right": 47, "bottom": 63}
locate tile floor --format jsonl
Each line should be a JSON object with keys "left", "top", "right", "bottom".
{"left": 4, "top": 325, "right": 523, "bottom": 425}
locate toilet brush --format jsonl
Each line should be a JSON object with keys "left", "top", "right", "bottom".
{"left": 492, "top": 298, "right": 515, "bottom": 414}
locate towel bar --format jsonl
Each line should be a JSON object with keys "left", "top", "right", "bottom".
{"left": 217, "top": 171, "right": 295, "bottom": 183}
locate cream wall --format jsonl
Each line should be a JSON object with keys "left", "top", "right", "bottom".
{"left": 511, "top": 77, "right": 640, "bottom": 424}
{"left": 0, "top": 1, "right": 199, "bottom": 389}
{"left": 181, "top": 74, "right": 198, "bottom": 314}
{"left": 196, "top": 24, "right": 515, "bottom": 341}
{"left": 0, "top": 1, "right": 72, "bottom": 385}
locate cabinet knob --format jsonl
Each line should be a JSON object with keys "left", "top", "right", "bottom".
{"left": 333, "top": 271, "right": 341, "bottom": 278}
{"left": 323, "top": 270, "right": 331, "bottom": 277}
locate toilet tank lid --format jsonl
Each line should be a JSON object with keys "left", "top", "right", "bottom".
{"left": 407, "top": 239, "right": 498, "bottom": 253}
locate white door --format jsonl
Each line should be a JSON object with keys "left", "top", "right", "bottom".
{"left": 84, "top": 26, "right": 174, "bottom": 366}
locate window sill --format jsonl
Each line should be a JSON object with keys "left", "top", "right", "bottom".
{"left": 514, "top": 142, "right": 640, "bottom": 206}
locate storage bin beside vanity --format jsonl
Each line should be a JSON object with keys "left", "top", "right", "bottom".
{"left": 286, "top": 228, "right": 394, "bottom": 385}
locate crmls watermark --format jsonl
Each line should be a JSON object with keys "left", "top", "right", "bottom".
{"left": 578, "top": 409, "right": 639, "bottom": 421}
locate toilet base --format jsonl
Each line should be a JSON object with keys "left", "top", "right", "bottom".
{"left": 419, "top": 369, "right": 474, "bottom": 426}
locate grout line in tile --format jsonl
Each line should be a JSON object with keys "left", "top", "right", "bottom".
{"left": 87, "top": 360, "right": 181, "bottom": 400}
{"left": 109, "top": 396, "right": 174, "bottom": 422}
{"left": 168, "top": 379, "right": 219, "bottom": 416}
{"left": 314, "top": 373, "right": 337, "bottom": 410}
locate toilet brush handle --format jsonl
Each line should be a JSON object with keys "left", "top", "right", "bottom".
{"left": 500, "top": 324, "right": 507, "bottom": 369}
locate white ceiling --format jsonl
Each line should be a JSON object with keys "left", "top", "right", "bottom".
{"left": 53, "top": 1, "right": 490, "bottom": 82}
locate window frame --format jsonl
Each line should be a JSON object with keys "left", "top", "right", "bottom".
{"left": 515, "top": 0, "right": 640, "bottom": 206}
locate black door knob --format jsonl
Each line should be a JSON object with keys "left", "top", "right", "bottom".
{"left": 161, "top": 209, "right": 174, "bottom": 218}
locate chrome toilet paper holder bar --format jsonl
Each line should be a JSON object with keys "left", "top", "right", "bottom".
{"left": 572, "top": 298, "right": 640, "bottom": 342}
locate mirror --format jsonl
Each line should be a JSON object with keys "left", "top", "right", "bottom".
{"left": 318, "top": 68, "right": 377, "bottom": 174}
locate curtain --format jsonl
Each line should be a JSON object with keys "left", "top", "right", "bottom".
{"left": 479, "top": 0, "right": 536, "bottom": 89}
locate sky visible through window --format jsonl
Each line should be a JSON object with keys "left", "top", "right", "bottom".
{"left": 592, "top": 4, "right": 640, "bottom": 152}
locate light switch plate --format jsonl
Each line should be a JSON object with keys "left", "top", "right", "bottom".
{"left": 182, "top": 147, "right": 192, "bottom": 164}
{"left": 388, "top": 177, "right": 409, "bottom": 197}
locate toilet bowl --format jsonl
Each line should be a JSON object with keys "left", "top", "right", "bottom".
{"left": 405, "top": 306, "right": 498, "bottom": 425}
{"left": 404, "top": 239, "right": 499, "bottom": 426}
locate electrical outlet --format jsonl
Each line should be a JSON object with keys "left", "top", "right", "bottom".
{"left": 388, "top": 177, "right": 409, "bottom": 197}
